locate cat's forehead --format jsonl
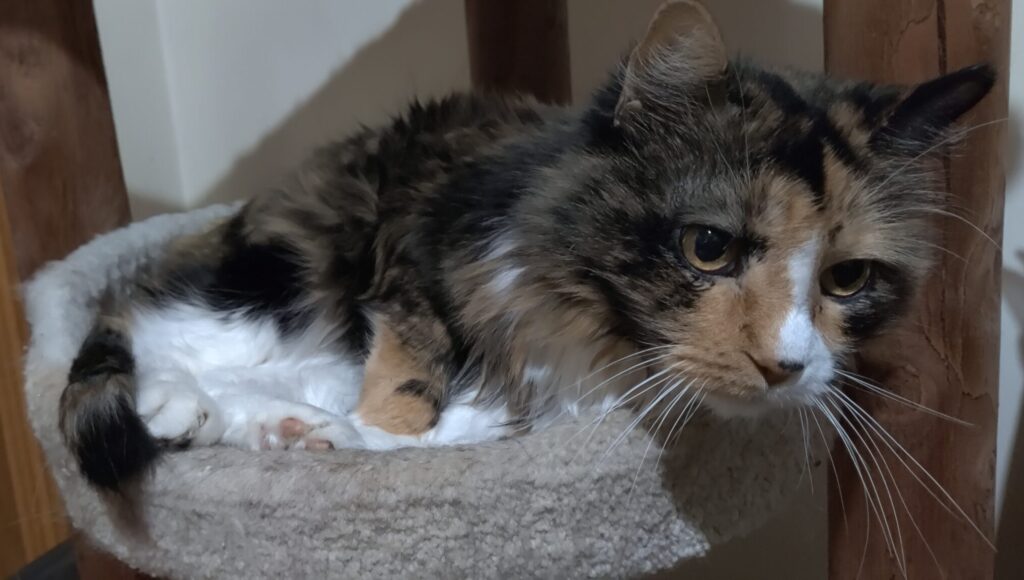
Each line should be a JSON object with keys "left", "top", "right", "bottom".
{"left": 678, "top": 69, "right": 883, "bottom": 177}
{"left": 668, "top": 72, "right": 907, "bottom": 247}
{"left": 675, "top": 158, "right": 897, "bottom": 261}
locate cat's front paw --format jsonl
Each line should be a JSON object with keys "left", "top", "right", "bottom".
{"left": 217, "top": 396, "right": 364, "bottom": 450}
{"left": 136, "top": 372, "right": 226, "bottom": 446}
{"left": 261, "top": 415, "right": 363, "bottom": 450}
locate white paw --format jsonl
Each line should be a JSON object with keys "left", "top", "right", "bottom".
{"left": 217, "top": 396, "right": 364, "bottom": 451}
{"left": 136, "top": 371, "right": 225, "bottom": 446}
{"left": 261, "top": 416, "right": 363, "bottom": 451}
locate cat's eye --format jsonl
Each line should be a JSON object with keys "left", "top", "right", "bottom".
{"left": 821, "top": 260, "right": 872, "bottom": 297}
{"left": 680, "top": 226, "right": 740, "bottom": 274}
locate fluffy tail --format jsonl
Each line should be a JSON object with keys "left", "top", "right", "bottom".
{"left": 58, "top": 315, "right": 159, "bottom": 491}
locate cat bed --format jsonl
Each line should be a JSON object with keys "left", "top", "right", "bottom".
{"left": 22, "top": 205, "right": 811, "bottom": 579}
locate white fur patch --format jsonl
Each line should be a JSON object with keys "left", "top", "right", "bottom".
{"left": 520, "top": 337, "right": 644, "bottom": 425}
{"left": 216, "top": 394, "right": 363, "bottom": 450}
{"left": 423, "top": 392, "right": 512, "bottom": 445}
{"left": 770, "top": 237, "right": 834, "bottom": 406}
{"left": 130, "top": 303, "right": 366, "bottom": 448}
{"left": 776, "top": 238, "right": 820, "bottom": 363}
{"left": 127, "top": 298, "right": 641, "bottom": 452}
{"left": 483, "top": 235, "right": 518, "bottom": 261}
{"left": 487, "top": 266, "right": 525, "bottom": 297}
{"left": 350, "top": 390, "right": 512, "bottom": 450}
{"left": 129, "top": 303, "right": 524, "bottom": 451}
{"left": 136, "top": 369, "right": 225, "bottom": 445}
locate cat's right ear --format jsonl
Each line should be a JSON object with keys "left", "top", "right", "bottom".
{"left": 615, "top": 0, "right": 728, "bottom": 126}
{"left": 869, "top": 64, "right": 996, "bottom": 154}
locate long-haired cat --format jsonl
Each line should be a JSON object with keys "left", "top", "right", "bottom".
{"left": 60, "top": 0, "right": 994, "bottom": 492}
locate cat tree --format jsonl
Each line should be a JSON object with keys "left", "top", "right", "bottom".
{"left": 0, "top": 1, "right": 1009, "bottom": 578}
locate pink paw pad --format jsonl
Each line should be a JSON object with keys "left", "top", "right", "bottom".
{"left": 259, "top": 417, "right": 339, "bottom": 451}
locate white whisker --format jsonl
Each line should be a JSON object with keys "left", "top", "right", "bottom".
{"left": 626, "top": 377, "right": 692, "bottom": 502}
{"left": 915, "top": 207, "right": 1001, "bottom": 250}
{"left": 798, "top": 408, "right": 814, "bottom": 493}
{"left": 871, "top": 117, "right": 1009, "bottom": 194}
{"left": 568, "top": 366, "right": 678, "bottom": 461}
{"left": 834, "top": 391, "right": 945, "bottom": 576}
{"left": 557, "top": 351, "right": 674, "bottom": 417}
{"left": 665, "top": 386, "right": 706, "bottom": 448}
{"left": 828, "top": 389, "right": 995, "bottom": 550}
{"left": 825, "top": 396, "right": 907, "bottom": 574}
{"left": 809, "top": 407, "right": 848, "bottom": 532}
{"left": 816, "top": 399, "right": 899, "bottom": 566}
{"left": 835, "top": 370, "right": 973, "bottom": 427}
{"left": 599, "top": 370, "right": 687, "bottom": 464}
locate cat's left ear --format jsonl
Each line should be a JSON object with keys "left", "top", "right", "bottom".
{"left": 870, "top": 64, "right": 996, "bottom": 153}
{"left": 615, "top": 0, "right": 728, "bottom": 126}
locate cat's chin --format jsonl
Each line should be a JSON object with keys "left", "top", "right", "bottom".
{"left": 702, "top": 392, "right": 815, "bottom": 419}
{"left": 702, "top": 395, "right": 775, "bottom": 419}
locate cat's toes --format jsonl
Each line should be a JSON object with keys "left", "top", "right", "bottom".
{"left": 259, "top": 416, "right": 363, "bottom": 450}
{"left": 302, "top": 421, "right": 363, "bottom": 450}
{"left": 137, "top": 376, "right": 225, "bottom": 446}
{"left": 279, "top": 417, "right": 310, "bottom": 439}
{"left": 260, "top": 417, "right": 312, "bottom": 450}
{"left": 304, "top": 438, "right": 335, "bottom": 451}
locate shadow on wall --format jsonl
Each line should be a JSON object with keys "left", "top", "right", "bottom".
{"left": 996, "top": 104, "right": 1024, "bottom": 579}
{"left": 198, "top": 0, "right": 824, "bottom": 207}
{"left": 568, "top": 0, "right": 823, "bottom": 102}
{"left": 998, "top": 251, "right": 1024, "bottom": 579}
{"left": 130, "top": 190, "right": 191, "bottom": 219}
{"left": 196, "top": 0, "right": 469, "bottom": 208}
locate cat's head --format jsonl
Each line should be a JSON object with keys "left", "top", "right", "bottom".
{"left": 534, "top": 0, "right": 994, "bottom": 416}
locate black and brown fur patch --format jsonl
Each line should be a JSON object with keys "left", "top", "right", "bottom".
{"left": 357, "top": 324, "right": 442, "bottom": 435}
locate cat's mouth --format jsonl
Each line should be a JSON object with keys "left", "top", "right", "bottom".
{"left": 702, "top": 390, "right": 823, "bottom": 418}
{"left": 699, "top": 374, "right": 833, "bottom": 418}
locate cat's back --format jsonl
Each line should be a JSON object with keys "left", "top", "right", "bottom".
{"left": 262, "top": 92, "right": 551, "bottom": 212}
{"left": 226, "top": 93, "right": 552, "bottom": 266}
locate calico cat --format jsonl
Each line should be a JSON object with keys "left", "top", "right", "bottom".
{"left": 60, "top": 0, "right": 994, "bottom": 492}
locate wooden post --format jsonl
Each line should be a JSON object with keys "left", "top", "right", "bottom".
{"left": 465, "top": 0, "right": 572, "bottom": 104}
{"left": 824, "top": 1, "right": 1009, "bottom": 578}
{"left": 0, "top": 0, "right": 132, "bottom": 575}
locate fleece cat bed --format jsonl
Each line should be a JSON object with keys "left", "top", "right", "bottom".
{"left": 23, "top": 205, "right": 810, "bottom": 579}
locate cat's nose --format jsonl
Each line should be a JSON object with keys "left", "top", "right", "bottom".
{"left": 750, "top": 356, "right": 805, "bottom": 387}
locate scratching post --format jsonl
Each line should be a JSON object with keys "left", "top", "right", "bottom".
{"left": 0, "top": 0, "right": 131, "bottom": 575}
{"left": 465, "top": 0, "right": 572, "bottom": 105}
{"left": 824, "top": 1, "right": 1009, "bottom": 578}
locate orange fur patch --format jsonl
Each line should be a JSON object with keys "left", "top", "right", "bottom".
{"left": 357, "top": 324, "right": 438, "bottom": 435}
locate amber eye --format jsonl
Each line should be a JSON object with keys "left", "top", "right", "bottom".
{"left": 821, "top": 260, "right": 872, "bottom": 297}
{"left": 680, "top": 226, "right": 740, "bottom": 274}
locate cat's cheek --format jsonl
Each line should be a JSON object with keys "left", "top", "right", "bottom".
{"left": 815, "top": 299, "right": 851, "bottom": 354}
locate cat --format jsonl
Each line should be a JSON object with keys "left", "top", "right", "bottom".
{"left": 59, "top": 0, "right": 994, "bottom": 492}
